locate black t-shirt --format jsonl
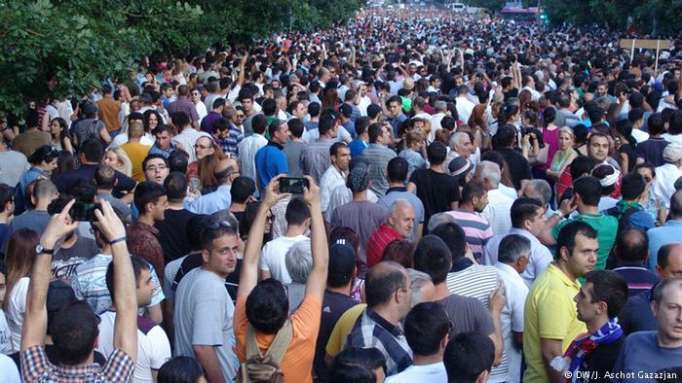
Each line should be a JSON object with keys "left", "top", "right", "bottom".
{"left": 313, "top": 291, "right": 358, "bottom": 382}
{"left": 635, "top": 137, "right": 669, "bottom": 167}
{"left": 497, "top": 147, "right": 531, "bottom": 190}
{"left": 576, "top": 336, "right": 624, "bottom": 382}
{"left": 409, "top": 168, "right": 460, "bottom": 231}
{"left": 155, "top": 208, "right": 198, "bottom": 263}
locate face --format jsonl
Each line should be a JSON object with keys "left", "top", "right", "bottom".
{"left": 202, "top": 233, "right": 240, "bottom": 278}
{"left": 388, "top": 101, "right": 402, "bottom": 117}
{"left": 597, "top": 84, "right": 607, "bottom": 97}
{"left": 241, "top": 98, "right": 253, "bottom": 113}
{"left": 155, "top": 131, "right": 171, "bottom": 149}
{"left": 525, "top": 207, "right": 548, "bottom": 236}
{"left": 381, "top": 125, "right": 393, "bottom": 145}
{"left": 192, "top": 90, "right": 201, "bottom": 102}
{"left": 294, "top": 103, "right": 307, "bottom": 119}
{"left": 332, "top": 147, "right": 351, "bottom": 172}
{"left": 273, "top": 124, "right": 290, "bottom": 145}
{"left": 455, "top": 135, "right": 474, "bottom": 157}
{"left": 559, "top": 131, "right": 574, "bottom": 150}
{"left": 148, "top": 195, "right": 168, "bottom": 221}
{"left": 144, "top": 158, "right": 169, "bottom": 185}
{"left": 50, "top": 120, "right": 62, "bottom": 136}
{"left": 563, "top": 233, "right": 598, "bottom": 278}
{"left": 397, "top": 272, "right": 412, "bottom": 319}
{"left": 373, "top": 367, "right": 386, "bottom": 383}
{"left": 136, "top": 268, "right": 154, "bottom": 307}
{"left": 389, "top": 204, "right": 415, "bottom": 237}
{"left": 473, "top": 192, "right": 488, "bottom": 213}
{"left": 43, "top": 158, "right": 58, "bottom": 173}
{"left": 659, "top": 251, "right": 682, "bottom": 279}
{"left": 637, "top": 167, "right": 654, "bottom": 185}
{"left": 575, "top": 282, "right": 603, "bottom": 323}
{"left": 233, "top": 111, "right": 246, "bottom": 125}
{"left": 652, "top": 283, "right": 682, "bottom": 343}
{"left": 147, "top": 113, "right": 159, "bottom": 129}
{"left": 194, "top": 137, "right": 215, "bottom": 160}
{"left": 103, "top": 151, "right": 119, "bottom": 168}
{"left": 588, "top": 136, "right": 609, "bottom": 162}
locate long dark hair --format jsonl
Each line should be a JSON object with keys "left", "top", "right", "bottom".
{"left": 3, "top": 229, "right": 39, "bottom": 310}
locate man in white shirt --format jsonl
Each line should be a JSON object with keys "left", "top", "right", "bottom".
{"left": 653, "top": 144, "right": 682, "bottom": 213}
{"left": 260, "top": 197, "right": 311, "bottom": 283}
{"left": 386, "top": 302, "right": 448, "bottom": 383}
{"left": 98, "top": 256, "right": 171, "bottom": 383}
{"left": 490, "top": 234, "right": 530, "bottom": 383}
{"left": 430, "top": 101, "right": 448, "bottom": 142}
{"left": 237, "top": 114, "right": 268, "bottom": 183}
{"left": 320, "top": 142, "right": 351, "bottom": 215}
{"left": 478, "top": 161, "right": 515, "bottom": 236}
{"left": 169, "top": 112, "right": 211, "bottom": 163}
{"left": 455, "top": 86, "right": 476, "bottom": 124}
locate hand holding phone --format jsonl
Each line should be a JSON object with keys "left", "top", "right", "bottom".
{"left": 279, "top": 177, "right": 310, "bottom": 194}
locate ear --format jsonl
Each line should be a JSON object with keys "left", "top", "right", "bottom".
{"left": 650, "top": 300, "right": 659, "bottom": 320}
{"left": 475, "top": 370, "right": 490, "bottom": 383}
{"left": 559, "top": 246, "right": 570, "bottom": 263}
{"left": 201, "top": 249, "right": 211, "bottom": 265}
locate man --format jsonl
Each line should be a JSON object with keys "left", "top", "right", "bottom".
{"left": 366, "top": 200, "right": 415, "bottom": 268}
{"left": 283, "top": 118, "right": 306, "bottom": 177}
{"left": 613, "top": 277, "right": 682, "bottom": 382}
{"left": 455, "top": 85, "right": 475, "bottom": 127}
{"left": 143, "top": 153, "right": 170, "bottom": 185}
{"left": 447, "top": 131, "right": 475, "bottom": 169}
{"left": 9, "top": 179, "right": 58, "bottom": 236}
{"left": 301, "top": 112, "right": 338, "bottom": 183}
{"left": 563, "top": 270, "right": 628, "bottom": 382}
{"left": 98, "top": 256, "right": 171, "bottom": 382}
{"left": 200, "top": 97, "right": 225, "bottom": 135}
{"left": 170, "top": 112, "right": 211, "bottom": 163}
{"left": 70, "top": 102, "right": 111, "bottom": 148}
{"left": 523, "top": 221, "right": 597, "bottom": 383}
{"left": 238, "top": 90, "right": 262, "bottom": 136}
{"left": 520, "top": 179, "right": 556, "bottom": 217}
{"left": 493, "top": 125, "right": 531, "bottom": 190}
{"left": 217, "top": 109, "right": 244, "bottom": 157}
{"left": 149, "top": 125, "right": 180, "bottom": 159}
{"left": 349, "top": 116, "right": 370, "bottom": 158}
{"left": 636, "top": 113, "right": 669, "bottom": 167}
{"left": 235, "top": 175, "right": 328, "bottom": 383}
{"left": 443, "top": 333, "right": 496, "bottom": 383}
{"left": 16, "top": 145, "right": 58, "bottom": 215}
{"left": 648, "top": 190, "right": 682, "bottom": 269}
{"left": 491, "top": 234, "right": 531, "bottom": 383}
{"left": 229, "top": 176, "right": 256, "bottom": 223}
{"left": 174, "top": 217, "right": 241, "bottom": 382}
{"left": 0, "top": 136, "right": 29, "bottom": 188}
{"left": 447, "top": 180, "right": 493, "bottom": 262}
{"left": 429, "top": 100, "right": 448, "bottom": 142}
{"left": 186, "top": 157, "right": 239, "bottom": 215}
{"left": 550, "top": 176, "right": 618, "bottom": 271}
{"left": 558, "top": 132, "right": 617, "bottom": 192}
{"left": 653, "top": 144, "right": 682, "bottom": 218}
{"left": 260, "top": 197, "right": 310, "bottom": 283}
{"left": 255, "top": 120, "right": 289, "bottom": 191}
{"left": 619, "top": 243, "right": 682, "bottom": 334}
{"left": 95, "top": 164, "right": 131, "bottom": 223}
{"left": 320, "top": 142, "right": 351, "bottom": 216}
{"left": 167, "top": 85, "right": 200, "bottom": 128}
{"left": 156, "top": 172, "right": 197, "bottom": 263}
{"left": 120, "top": 119, "right": 151, "bottom": 182}
{"left": 385, "top": 302, "right": 449, "bottom": 383}
{"left": 13, "top": 113, "right": 52, "bottom": 158}
{"left": 385, "top": 95, "right": 407, "bottom": 137}
{"left": 331, "top": 162, "right": 388, "bottom": 275}
{"left": 237, "top": 114, "right": 267, "bottom": 183}
{"left": 360, "top": 122, "right": 397, "bottom": 197}
{"left": 477, "top": 160, "right": 515, "bottom": 236}
{"left": 22, "top": 200, "right": 137, "bottom": 381}
{"left": 408, "top": 142, "right": 460, "bottom": 231}
{"left": 378, "top": 157, "right": 425, "bottom": 241}
{"left": 612, "top": 228, "right": 660, "bottom": 297}
{"left": 607, "top": 172, "right": 656, "bottom": 231}
{"left": 127, "top": 181, "right": 167, "bottom": 284}
{"left": 97, "top": 84, "right": 121, "bottom": 134}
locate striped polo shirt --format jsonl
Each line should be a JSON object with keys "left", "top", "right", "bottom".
{"left": 446, "top": 264, "right": 500, "bottom": 309}
{"left": 447, "top": 209, "right": 494, "bottom": 262}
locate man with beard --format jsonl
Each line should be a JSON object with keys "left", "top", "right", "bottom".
{"left": 446, "top": 180, "right": 493, "bottom": 263}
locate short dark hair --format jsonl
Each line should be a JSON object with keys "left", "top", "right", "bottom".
{"left": 200, "top": 221, "right": 239, "bottom": 251}
{"left": 382, "top": 239, "right": 415, "bottom": 269}
{"left": 404, "top": 302, "right": 450, "bottom": 356}
{"left": 658, "top": 243, "right": 681, "bottom": 270}
{"left": 573, "top": 176, "right": 602, "bottom": 207}
{"left": 427, "top": 142, "right": 447, "bottom": 165}
{"left": 570, "top": 156, "right": 595, "bottom": 179}
{"left": 330, "top": 142, "right": 347, "bottom": 157}
{"left": 319, "top": 112, "right": 336, "bottom": 136}
{"left": 95, "top": 165, "right": 116, "bottom": 190}
{"left": 171, "top": 111, "right": 190, "bottom": 128}
{"left": 444, "top": 332, "right": 495, "bottom": 383}
{"left": 81, "top": 139, "right": 104, "bottom": 162}
{"left": 461, "top": 180, "right": 486, "bottom": 203}
{"left": 133, "top": 181, "right": 166, "bottom": 213}
{"left": 510, "top": 197, "right": 543, "bottom": 229}
{"left": 555, "top": 221, "right": 598, "bottom": 261}
{"left": 164, "top": 171, "right": 188, "bottom": 201}
{"left": 158, "top": 356, "right": 205, "bottom": 383}
{"left": 368, "top": 123, "right": 383, "bottom": 144}
{"left": 648, "top": 113, "right": 665, "bottom": 135}
{"left": 355, "top": 117, "right": 370, "bottom": 136}
{"left": 620, "top": 172, "right": 646, "bottom": 201}
{"left": 330, "top": 347, "right": 386, "bottom": 383}
{"left": 413, "top": 235, "right": 452, "bottom": 284}
{"left": 285, "top": 197, "right": 311, "bottom": 226}
{"left": 387, "top": 157, "right": 409, "bottom": 183}
{"left": 365, "top": 262, "right": 408, "bottom": 307}
{"left": 49, "top": 301, "right": 100, "bottom": 365}
{"left": 288, "top": 118, "right": 304, "bottom": 138}
{"left": 252, "top": 114, "right": 267, "bottom": 135}
{"left": 106, "top": 256, "right": 150, "bottom": 303}
{"left": 584, "top": 270, "right": 629, "bottom": 318}
{"left": 142, "top": 153, "right": 168, "bottom": 173}
{"left": 431, "top": 223, "right": 466, "bottom": 262}
{"left": 230, "top": 176, "right": 256, "bottom": 204}
{"left": 672, "top": 190, "right": 682, "bottom": 218}
{"left": 246, "top": 279, "right": 289, "bottom": 333}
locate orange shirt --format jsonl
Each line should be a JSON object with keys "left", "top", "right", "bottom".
{"left": 120, "top": 142, "right": 151, "bottom": 182}
{"left": 235, "top": 294, "right": 321, "bottom": 383}
{"left": 97, "top": 96, "right": 121, "bottom": 132}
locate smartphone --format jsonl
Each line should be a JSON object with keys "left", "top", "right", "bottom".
{"left": 69, "top": 201, "right": 101, "bottom": 222}
{"left": 279, "top": 177, "right": 309, "bottom": 194}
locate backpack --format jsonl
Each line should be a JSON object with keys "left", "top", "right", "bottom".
{"left": 238, "top": 320, "right": 293, "bottom": 383}
{"left": 604, "top": 205, "right": 639, "bottom": 268}
{"left": 72, "top": 118, "right": 104, "bottom": 148}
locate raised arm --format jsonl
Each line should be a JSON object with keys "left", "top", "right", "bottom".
{"left": 21, "top": 200, "right": 79, "bottom": 351}
{"left": 302, "top": 176, "right": 328, "bottom": 301}
{"left": 94, "top": 200, "right": 138, "bottom": 360}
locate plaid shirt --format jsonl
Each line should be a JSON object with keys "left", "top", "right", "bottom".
{"left": 21, "top": 345, "right": 134, "bottom": 383}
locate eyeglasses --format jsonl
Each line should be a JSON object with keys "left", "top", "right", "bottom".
{"left": 145, "top": 165, "right": 168, "bottom": 172}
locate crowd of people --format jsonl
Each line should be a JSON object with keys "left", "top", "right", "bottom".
{"left": 1, "top": 5, "right": 682, "bottom": 383}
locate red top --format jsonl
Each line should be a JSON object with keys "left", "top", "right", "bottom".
{"left": 366, "top": 224, "right": 404, "bottom": 268}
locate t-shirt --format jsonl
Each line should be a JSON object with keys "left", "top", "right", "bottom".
{"left": 497, "top": 148, "right": 531, "bottom": 190}
{"left": 120, "top": 142, "right": 151, "bottom": 182}
{"left": 155, "top": 208, "right": 197, "bottom": 263}
{"left": 6, "top": 277, "right": 29, "bottom": 352}
{"left": 385, "top": 362, "right": 447, "bottom": 383}
{"left": 0, "top": 310, "right": 12, "bottom": 354}
{"left": 437, "top": 294, "right": 494, "bottom": 337}
{"left": 51, "top": 236, "right": 99, "bottom": 281}
{"left": 174, "top": 268, "right": 239, "bottom": 381}
{"left": 283, "top": 141, "right": 306, "bottom": 177}
{"left": 260, "top": 234, "right": 309, "bottom": 284}
{"left": 612, "top": 331, "right": 682, "bottom": 383}
{"left": 409, "top": 169, "right": 460, "bottom": 231}
{"left": 314, "top": 291, "right": 358, "bottom": 381}
{"left": 551, "top": 213, "right": 618, "bottom": 270}
{"left": 97, "top": 311, "right": 171, "bottom": 383}
{"left": 331, "top": 201, "right": 388, "bottom": 273}
{"left": 0, "top": 354, "right": 20, "bottom": 383}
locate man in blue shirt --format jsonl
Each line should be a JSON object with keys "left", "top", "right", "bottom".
{"left": 349, "top": 117, "right": 369, "bottom": 158}
{"left": 648, "top": 189, "right": 682, "bottom": 270}
{"left": 254, "top": 120, "right": 289, "bottom": 192}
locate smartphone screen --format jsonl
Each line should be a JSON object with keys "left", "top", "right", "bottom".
{"left": 279, "top": 177, "right": 308, "bottom": 194}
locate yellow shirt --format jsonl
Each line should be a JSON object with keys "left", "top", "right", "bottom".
{"left": 120, "top": 142, "right": 151, "bottom": 182}
{"left": 523, "top": 264, "right": 586, "bottom": 383}
{"left": 325, "top": 303, "right": 367, "bottom": 357}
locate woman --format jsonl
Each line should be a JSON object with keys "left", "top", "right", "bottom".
{"left": 547, "top": 127, "right": 578, "bottom": 180}
{"left": 15, "top": 145, "right": 59, "bottom": 215}
{"left": 187, "top": 137, "right": 226, "bottom": 194}
{"left": 192, "top": 88, "right": 208, "bottom": 121}
{"left": 103, "top": 147, "right": 133, "bottom": 177}
{"left": 4, "top": 229, "right": 40, "bottom": 352}
{"left": 48, "top": 117, "right": 74, "bottom": 153}
{"left": 143, "top": 109, "right": 164, "bottom": 137}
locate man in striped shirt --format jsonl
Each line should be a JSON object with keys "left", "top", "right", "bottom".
{"left": 447, "top": 180, "right": 493, "bottom": 262}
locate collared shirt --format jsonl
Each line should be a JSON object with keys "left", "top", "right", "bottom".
{"left": 482, "top": 188, "right": 515, "bottom": 237}
{"left": 361, "top": 143, "right": 397, "bottom": 197}
{"left": 484, "top": 227, "right": 553, "bottom": 287}
{"left": 127, "top": 221, "right": 165, "bottom": 283}
{"left": 300, "top": 137, "right": 335, "bottom": 183}
{"left": 398, "top": 148, "right": 427, "bottom": 178}
{"left": 445, "top": 264, "right": 499, "bottom": 308}
{"left": 254, "top": 142, "right": 288, "bottom": 190}
{"left": 148, "top": 141, "right": 178, "bottom": 159}
{"left": 653, "top": 163, "right": 682, "bottom": 209}
{"left": 377, "top": 187, "right": 425, "bottom": 242}
{"left": 217, "top": 123, "right": 244, "bottom": 157}
{"left": 185, "top": 184, "right": 231, "bottom": 215}
{"left": 612, "top": 263, "right": 660, "bottom": 297}
{"left": 346, "top": 309, "right": 413, "bottom": 376}
{"left": 551, "top": 212, "right": 618, "bottom": 270}
{"left": 320, "top": 165, "right": 346, "bottom": 213}
{"left": 237, "top": 133, "right": 268, "bottom": 182}
{"left": 447, "top": 209, "right": 494, "bottom": 262}
{"left": 385, "top": 362, "right": 447, "bottom": 383}
{"left": 349, "top": 139, "right": 368, "bottom": 158}
{"left": 366, "top": 224, "right": 404, "bottom": 268}
{"left": 167, "top": 96, "right": 200, "bottom": 124}
{"left": 21, "top": 345, "right": 134, "bottom": 383}
{"left": 647, "top": 219, "right": 682, "bottom": 270}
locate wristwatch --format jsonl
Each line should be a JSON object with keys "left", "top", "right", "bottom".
{"left": 35, "top": 244, "right": 54, "bottom": 255}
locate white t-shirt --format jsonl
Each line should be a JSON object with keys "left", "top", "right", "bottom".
{"left": 0, "top": 354, "right": 20, "bottom": 383}
{"left": 109, "top": 132, "right": 154, "bottom": 149}
{"left": 6, "top": 277, "right": 29, "bottom": 352}
{"left": 385, "top": 362, "right": 447, "bottom": 383}
{"left": 97, "top": 311, "right": 171, "bottom": 383}
{"left": 0, "top": 310, "right": 12, "bottom": 354}
{"left": 259, "top": 234, "right": 309, "bottom": 284}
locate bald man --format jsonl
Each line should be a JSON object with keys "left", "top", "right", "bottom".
{"left": 185, "top": 157, "right": 240, "bottom": 215}
{"left": 366, "top": 200, "right": 415, "bottom": 268}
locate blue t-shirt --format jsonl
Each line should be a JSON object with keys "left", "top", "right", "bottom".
{"left": 254, "top": 143, "right": 288, "bottom": 190}
{"left": 349, "top": 139, "right": 368, "bottom": 158}
{"left": 613, "top": 331, "right": 682, "bottom": 382}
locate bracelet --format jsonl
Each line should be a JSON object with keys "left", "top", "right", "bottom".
{"left": 109, "top": 236, "right": 127, "bottom": 246}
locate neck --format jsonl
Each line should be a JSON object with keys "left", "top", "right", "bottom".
{"left": 430, "top": 163, "right": 445, "bottom": 173}
{"left": 34, "top": 202, "right": 50, "bottom": 211}
{"left": 327, "top": 284, "right": 352, "bottom": 296}
{"left": 372, "top": 304, "right": 401, "bottom": 327}
{"left": 96, "top": 188, "right": 113, "bottom": 195}
{"left": 201, "top": 264, "right": 228, "bottom": 279}
{"left": 128, "top": 137, "right": 142, "bottom": 143}
{"left": 167, "top": 200, "right": 185, "bottom": 209}
{"left": 413, "top": 352, "right": 444, "bottom": 366}
{"left": 230, "top": 203, "right": 246, "bottom": 213}
{"left": 587, "top": 316, "right": 610, "bottom": 334}
{"left": 555, "top": 261, "right": 578, "bottom": 282}
{"left": 292, "top": 137, "right": 303, "bottom": 143}
{"left": 458, "top": 201, "right": 474, "bottom": 212}
{"left": 352, "top": 191, "right": 368, "bottom": 201}
{"left": 657, "top": 332, "right": 682, "bottom": 349}
{"left": 285, "top": 224, "right": 306, "bottom": 237}
{"left": 433, "top": 282, "right": 450, "bottom": 300}
{"left": 578, "top": 204, "right": 599, "bottom": 215}
{"left": 388, "top": 181, "right": 405, "bottom": 188}
{"left": 61, "top": 233, "right": 78, "bottom": 248}
{"left": 138, "top": 214, "right": 155, "bottom": 226}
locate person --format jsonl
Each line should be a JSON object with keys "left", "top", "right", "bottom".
{"left": 15, "top": 145, "right": 58, "bottom": 215}
{"left": 612, "top": 277, "right": 682, "bottom": 382}
{"left": 443, "top": 332, "right": 496, "bottom": 383}
{"left": 592, "top": 164, "right": 620, "bottom": 212}
{"left": 173, "top": 218, "right": 241, "bottom": 382}
{"left": 149, "top": 125, "right": 180, "bottom": 159}
{"left": 331, "top": 162, "right": 388, "bottom": 275}
{"left": 408, "top": 142, "right": 460, "bottom": 232}
{"left": 636, "top": 113, "right": 669, "bottom": 167}
{"left": 158, "top": 356, "right": 207, "bottom": 383}
{"left": 260, "top": 197, "right": 311, "bottom": 283}
{"left": 493, "top": 125, "right": 532, "bottom": 190}
{"left": 0, "top": 184, "right": 15, "bottom": 252}
{"left": 349, "top": 116, "right": 370, "bottom": 159}
{"left": 490, "top": 234, "right": 530, "bottom": 383}
{"left": 13, "top": 113, "right": 52, "bottom": 158}
{"left": 237, "top": 114, "right": 268, "bottom": 183}
{"left": 143, "top": 153, "right": 171, "bottom": 185}
{"left": 20, "top": 200, "right": 138, "bottom": 382}
{"left": 653, "top": 144, "right": 682, "bottom": 219}
{"left": 120, "top": 117, "right": 152, "bottom": 182}
{"left": 109, "top": 112, "right": 154, "bottom": 149}
{"left": 329, "top": 347, "right": 386, "bottom": 383}
{"left": 9, "top": 178, "right": 58, "bottom": 237}
{"left": 283, "top": 118, "right": 306, "bottom": 177}
{"left": 98, "top": 256, "right": 171, "bottom": 383}
{"left": 301, "top": 112, "right": 339, "bottom": 183}
{"left": 378, "top": 157, "right": 425, "bottom": 241}
{"left": 385, "top": 96, "right": 407, "bottom": 137}
{"left": 283, "top": 238, "right": 313, "bottom": 312}
{"left": 320, "top": 142, "right": 351, "bottom": 216}
{"left": 547, "top": 127, "right": 578, "bottom": 180}
{"left": 606, "top": 172, "right": 656, "bottom": 232}
{"left": 254, "top": 119, "right": 289, "bottom": 191}
{"left": 156, "top": 172, "right": 197, "bottom": 263}
{"left": 648, "top": 189, "right": 682, "bottom": 269}
{"left": 103, "top": 147, "right": 133, "bottom": 177}
{"left": 185, "top": 157, "right": 239, "bottom": 215}
{"left": 167, "top": 85, "right": 200, "bottom": 128}
{"left": 234, "top": 175, "right": 328, "bottom": 383}
{"left": 484, "top": 197, "right": 553, "bottom": 286}
{"left": 97, "top": 84, "right": 121, "bottom": 134}
{"left": 171, "top": 112, "right": 211, "bottom": 163}
{"left": 229, "top": 176, "right": 256, "bottom": 223}
{"left": 95, "top": 164, "right": 132, "bottom": 223}
{"left": 561, "top": 270, "right": 628, "bottom": 382}
{"left": 0, "top": 137, "right": 30, "bottom": 188}
{"left": 399, "top": 129, "right": 427, "bottom": 177}
{"left": 523, "top": 221, "right": 597, "bottom": 383}
{"left": 127, "top": 181, "right": 167, "bottom": 283}
{"left": 477, "top": 160, "right": 515, "bottom": 236}
{"left": 366, "top": 200, "right": 415, "bottom": 268}
{"left": 361, "top": 123, "right": 397, "bottom": 197}
{"left": 446, "top": 180, "right": 493, "bottom": 262}
{"left": 612, "top": 228, "right": 660, "bottom": 297}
